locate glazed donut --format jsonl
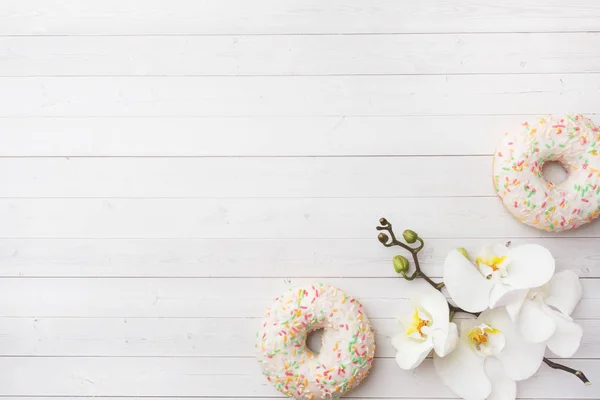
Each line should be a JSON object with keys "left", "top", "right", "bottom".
{"left": 493, "top": 114, "right": 600, "bottom": 231}
{"left": 256, "top": 283, "right": 375, "bottom": 399}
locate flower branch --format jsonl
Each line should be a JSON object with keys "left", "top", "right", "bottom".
{"left": 543, "top": 357, "right": 591, "bottom": 385}
{"left": 376, "top": 217, "right": 440, "bottom": 290}
{"left": 376, "top": 218, "right": 468, "bottom": 315}
{"left": 376, "top": 217, "right": 591, "bottom": 387}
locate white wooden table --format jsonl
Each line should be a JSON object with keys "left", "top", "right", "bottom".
{"left": 0, "top": 1, "right": 599, "bottom": 399}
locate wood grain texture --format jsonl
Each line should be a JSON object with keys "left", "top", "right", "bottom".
{"left": 1, "top": 1, "right": 599, "bottom": 399}
{"left": 0, "top": 237, "right": 597, "bottom": 277}
{"left": 2, "top": 198, "right": 600, "bottom": 239}
{"left": 0, "top": 397, "right": 516, "bottom": 400}
{"left": 0, "top": 115, "right": 545, "bottom": 156}
{"left": 0, "top": 115, "right": 598, "bottom": 157}
{"left": 0, "top": 398, "right": 572, "bottom": 400}
{"left": 0, "top": 357, "right": 594, "bottom": 398}
{"left": 0, "top": 278, "right": 596, "bottom": 319}
{"left": 0, "top": 317, "right": 596, "bottom": 359}
{"left": 2, "top": 0, "right": 600, "bottom": 35}
{"left": 0, "top": 154, "right": 584, "bottom": 198}
{"left": 1, "top": 74, "right": 600, "bottom": 117}
{"left": 0, "top": 156, "right": 495, "bottom": 198}
{"left": 2, "top": 33, "right": 600, "bottom": 76}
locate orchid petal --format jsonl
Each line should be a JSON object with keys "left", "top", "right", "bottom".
{"left": 431, "top": 322, "right": 459, "bottom": 357}
{"left": 444, "top": 249, "right": 494, "bottom": 312}
{"left": 502, "top": 244, "right": 555, "bottom": 289}
{"left": 544, "top": 306, "right": 583, "bottom": 358}
{"left": 517, "top": 299, "right": 556, "bottom": 343}
{"left": 485, "top": 358, "right": 517, "bottom": 400}
{"left": 489, "top": 284, "right": 510, "bottom": 308}
{"left": 484, "top": 308, "right": 545, "bottom": 380}
{"left": 478, "top": 243, "right": 509, "bottom": 262}
{"left": 414, "top": 286, "right": 450, "bottom": 332}
{"left": 391, "top": 320, "right": 412, "bottom": 348}
{"left": 392, "top": 333, "right": 431, "bottom": 370}
{"left": 434, "top": 337, "right": 491, "bottom": 400}
{"left": 492, "top": 243, "right": 510, "bottom": 257}
{"left": 489, "top": 285, "right": 528, "bottom": 309}
{"left": 505, "top": 289, "right": 528, "bottom": 322}
{"left": 545, "top": 270, "right": 582, "bottom": 317}
{"left": 486, "top": 328, "right": 506, "bottom": 356}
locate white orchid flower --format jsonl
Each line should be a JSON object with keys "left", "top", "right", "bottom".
{"left": 443, "top": 244, "right": 555, "bottom": 313}
{"left": 392, "top": 286, "right": 458, "bottom": 370}
{"left": 506, "top": 270, "right": 583, "bottom": 357}
{"left": 434, "top": 308, "right": 545, "bottom": 400}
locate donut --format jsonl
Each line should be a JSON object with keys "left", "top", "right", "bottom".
{"left": 493, "top": 114, "right": 600, "bottom": 231}
{"left": 256, "top": 283, "right": 375, "bottom": 399}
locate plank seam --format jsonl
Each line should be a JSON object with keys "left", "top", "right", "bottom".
{"left": 2, "top": 31, "right": 600, "bottom": 36}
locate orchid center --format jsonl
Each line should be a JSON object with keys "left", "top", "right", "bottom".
{"left": 467, "top": 323, "right": 504, "bottom": 357}
{"left": 475, "top": 255, "right": 508, "bottom": 280}
{"left": 406, "top": 308, "right": 432, "bottom": 340}
{"left": 525, "top": 286, "right": 548, "bottom": 305}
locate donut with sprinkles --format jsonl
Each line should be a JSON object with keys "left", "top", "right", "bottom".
{"left": 256, "top": 283, "right": 375, "bottom": 399}
{"left": 493, "top": 114, "right": 600, "bottom": 231}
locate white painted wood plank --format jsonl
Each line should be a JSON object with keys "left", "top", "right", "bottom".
{"left": 0, "top": 2, "right": 597, "bottom": 400}
{"left": 2, "top": 33, "right": 600, "bottom": 76}
{"left": 0, "top": 396, "right": 588, "bottom": 400}
{"left": 0, "top": 115, "right": 597, "bottom": 157}
{"left": 0, "top": 398, "right": 570, "bottom": 400}
{"left": 2, "top": 0, "right": 600, "bottom": 35}
{"left": 0, "top": 115, "right": 558, "bottom": 156}
{"left": 0, "top": 356, "right": 594, "bottom": 398}
{"left": 0, "top": 398, "right": 491, "bottom": 400}
{"left": 0, "top": 394, "right": 578, "bottom": 400}
{"left": 2, "top": 75, "right": 599, "bottom": 117}
{"left": 0, "top": 238, "right": 597, "bottom": 278}
{"left": 0, "top": 156, "right": 493, "bottom": 198}
{"left": 0, "top": 278, "right": 595, "bottom": 318}
{"left": 1, "top": 317, "right": 596, "bottom": 359}
{"left": 2, "top": 198, "right": 600, "bottom": 239}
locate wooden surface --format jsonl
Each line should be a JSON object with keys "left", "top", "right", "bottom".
{"left": 0, "top": 1, "right": 599, "bottom": 399}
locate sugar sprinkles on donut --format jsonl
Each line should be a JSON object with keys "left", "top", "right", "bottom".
{"left": 256, "top": 283, "right": 375, "bottom": 399}
{"left": 493, "top": 114, "right": 600, "bottom": 231}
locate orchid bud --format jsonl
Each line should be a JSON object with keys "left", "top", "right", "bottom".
{"left": 377, "top": 233, "right": 389, "bottom": 244}
{"left": 393, "top": 255, "right": 410, "bottom": 274}
{"left": 402, "top": 229, "right": 418, "bottom": 244}
{"left": 457, "top": 247, "right": 469, "bottom": 259}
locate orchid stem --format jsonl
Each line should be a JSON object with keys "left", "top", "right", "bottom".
{"left": 376, "top": 218, "right": 442, "bottom": 291}
{"left": 377, "top": 218, "right": 461, "bottom": 310}
{"left": 376, "top": 217, "right": 591, "bottom": 386}
{"left": 543, "top": 358, "right": 591, "bottom": 385}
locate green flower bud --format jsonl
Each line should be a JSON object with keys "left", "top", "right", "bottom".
{"left": 457, "top": 247, "right": 469, "bottom": 259}
{"left": 402, "top": 229, "right": 419, "bottom": 244}
{"left": 393, "top": 255, "right": 410, "bottom": 274}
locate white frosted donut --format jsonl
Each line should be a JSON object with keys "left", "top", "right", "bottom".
{"left": 493, "top": 114, "right": 600, "bottom": 231}
{"left": 256, "top": 283, "right": 375, "bottom": 399}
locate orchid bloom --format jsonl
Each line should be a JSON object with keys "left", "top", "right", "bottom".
{"left": 434, "top": 308, "right": 545, "bottom": 400}
{"left": 506, "top": 270, "right": 583, "bottom": 357}
{"left": 443, "top": 244, "right": 555, "bottom": 313}
{"left": 392, "top": 286, "right": 458, "bottom": 369}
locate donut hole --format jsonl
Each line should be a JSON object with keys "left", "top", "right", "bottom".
{"left": 542, "top": 161, "right": 569, "bottom": 185}
{"left": 306, "top": 328, "right": 325, "bottom": 353}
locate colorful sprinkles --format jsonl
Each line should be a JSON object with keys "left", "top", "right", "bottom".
{"left": 493, "top": 114, "right": 600, "bottom": 232}
{"left": 256, "top": 283, "right": 376, "bottom": 399}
